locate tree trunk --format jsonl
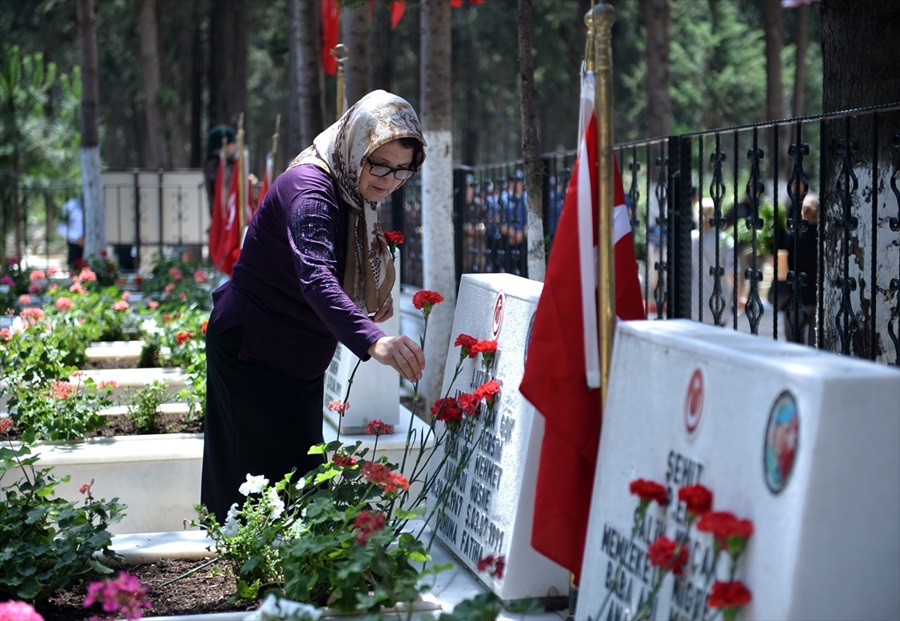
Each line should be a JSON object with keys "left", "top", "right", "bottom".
{"left": 762, "top": 0, "right": 785, "bottom": 121}
{"left": 820, "top": 0, "right": 900, "bottom": 362}
{"left": 518, "top": 0, "right": 544, "bottom": 281}
{"left": 639, "top": 0, "right": 671, "bottom": 137}
{"left": 791, "top": 3, "right": 810, "bottom": 118}
{"left": 189, "top": 3, "right": 204, "bottom": 168}
{"left": 288, "top": 0, "right": 324, "bottom": 157}
{"left": 76, "top": 0, "right": 106, "bottom": 259}
{"left": 421, "top": 0, "right": 454, "bottom": 408}
{"left": 208, "top": 0, "right": 248, "bottom": 128}
{"left": 139, "top": 0, "right": 170, "bottom": 169}
{"left": 341, "top": 3, "right": 372, "bottom": 108}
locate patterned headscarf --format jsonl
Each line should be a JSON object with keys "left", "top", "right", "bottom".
{"left": 290, "top": 90, "right": 426, "bottom": 314}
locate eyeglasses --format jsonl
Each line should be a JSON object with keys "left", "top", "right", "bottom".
{"left": 367, "top": 159, "right": 416, "bottom": 181}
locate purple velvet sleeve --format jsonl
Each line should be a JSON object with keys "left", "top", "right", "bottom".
{"left": 285, "top": 171, "right": 385, "bottom": 362}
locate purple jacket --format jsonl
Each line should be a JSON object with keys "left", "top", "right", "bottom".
{"left": 208, "top": 164, "right": 385, "bottom": 380}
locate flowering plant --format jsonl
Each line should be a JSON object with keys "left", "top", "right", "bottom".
{"left": 198, "top": 289, "right": 512, "bottom": 615}
{"left": 591, "top": 480, "right": 753, "bottom": 621}
{"left": 383, "top": 230, "right": 404, "bottom": 261}
{"left": 0, "top": 419, "right": 124, "bottom": 602}
{"left": 83, "top": 571, "right": 152, "bottom": 620}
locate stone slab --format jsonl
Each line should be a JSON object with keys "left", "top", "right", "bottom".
{"left": 429, "top": 273, "right": 569, "bottom": 602}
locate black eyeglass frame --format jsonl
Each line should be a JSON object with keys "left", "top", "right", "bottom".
{"left": 366, "top": 158, "right": 417, "bottom": 181}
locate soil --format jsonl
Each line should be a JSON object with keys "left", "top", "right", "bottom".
{"left": 37, "top": 557, "right": 261, "bottom": 620}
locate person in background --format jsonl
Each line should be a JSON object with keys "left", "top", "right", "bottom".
{"left": 200, "top": 90, "right": 427, "bottom": 522}
{"left": 58, "top": 196, "right": 84, "bottom": 270}
{"left": 782, "top": 193, "right": 819, "bottom": 345}
{"left": 204, "top": 124, "right": 238, "bottom": 216}
{"left": 691, "top": 197, "right": 735, "bottom": 325}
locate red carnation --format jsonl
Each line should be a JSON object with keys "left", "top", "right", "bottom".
{"left": 707, "top": 580, "right": 752, "bottom": 611}
{"left": 383, "top": 230, "right": 405, "bottom": 246}
{"left": 647, "top": 536, "right": 688, "bottom": 575}
{"left": 678, "top": 484, "right": 713, "bottom": 517}
{"left": 629, "top": 479, "right": 669, "bottom": 506}
{"left": 412, "top": 290, "right": 444, "bottom": 317}
{"left": 454, "top": 333, "right": 479, "bottom": 359}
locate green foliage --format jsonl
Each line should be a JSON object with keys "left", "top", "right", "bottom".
{"left": 124, "top": 379, "right": 170, "bottom": 434}
{"left": 138, "top": 304, "right": 209, "bottom": 420}
{"left": 736, "top": 198, "right": 786, "bottom": 256}
{"left": 0, "top": 438, "right": 124, "bottom": 602}
{"left": 139, "top": 254, "right": 214, "bottom": 312}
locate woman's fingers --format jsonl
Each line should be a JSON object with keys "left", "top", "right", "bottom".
{"left": 368, "top": 335, "right": 424, "bottom": 381}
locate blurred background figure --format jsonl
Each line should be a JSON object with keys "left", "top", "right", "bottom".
{"left": 692, "top": 198, "right": 735, "bottom": 325}
{"left": 782, "top": 193, "right": 819, "bottom": 345}
{"left": 57, "top": 196, "right": 84, "bottom": 271}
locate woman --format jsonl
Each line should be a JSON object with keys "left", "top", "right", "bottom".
{"left": 201, "top": 90, "right": 427, "bottom": 521}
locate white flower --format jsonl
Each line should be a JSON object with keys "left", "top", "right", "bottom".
{"left": 267, "top": 487, "right": 285, "bottom": 519}
{"left": 239, "top": 473, "right": 269, "bottom": 496}
{"left": 222, "top": 503, "right": 240, "bottom": 537}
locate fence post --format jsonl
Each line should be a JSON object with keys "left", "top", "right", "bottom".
{"left": 669, "top": 135, "right": 693, "bottom": 318}
{"left": 452, "top": 166, "right": 469, "bottom": 288}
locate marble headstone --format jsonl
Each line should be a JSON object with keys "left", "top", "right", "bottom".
{"left": 429, "top": 273, "right": 569, "bottom": 602}
{"left": 576, "top": 320, "right": 900, "bottom": 621}
{"left": 322, "top": 258, "right": 402, "bottom": 434}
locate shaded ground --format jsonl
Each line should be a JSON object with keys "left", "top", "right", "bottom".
{"left": 38, "top": 557, "right": 260, "bottom": 620}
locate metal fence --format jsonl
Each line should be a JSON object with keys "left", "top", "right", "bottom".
{"left": 385, "top": 103, "right": 900, "bottom": 366}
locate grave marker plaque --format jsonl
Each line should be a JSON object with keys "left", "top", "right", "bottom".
{"left": 576, "top": 320, "right": 900, "bottom": 621}
{"left": 429, "top": 273, "right": 569, "bottom": 601}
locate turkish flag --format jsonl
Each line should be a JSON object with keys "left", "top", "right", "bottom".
{"left": 321, "top": 0, "right": 339, "bottom": 76}
{"left": 208, "top": 152, "right": 226, "bottom": 269}
{"left": 519, "top": 70, "right": 644, "bottom": 585}
{"left": 210, "top": 150, "right": 243, "bottom": 276}
{"left": 389, "top": 1, "right": 405, "bottom": 29}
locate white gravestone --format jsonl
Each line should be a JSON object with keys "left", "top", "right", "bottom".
{"left": 323, "top": 258, "right": 402, "bottom": 434}
{"left": 577, "top": 320, "right": 900, "bottom": 621}
{"left": 429, "top": 273, "right": 570, "bottom": 602}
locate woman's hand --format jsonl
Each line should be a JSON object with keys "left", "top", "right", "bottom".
{"left": 371, "top": 294, "right": 394, "bottom": 323}
{"left": 368, "top": 335, "right": 425, "bottom": 382}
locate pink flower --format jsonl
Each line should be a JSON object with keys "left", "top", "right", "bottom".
{"left": 51, "top": 380, "right": 76, "bottom": 400}
{"left": 27, "top": 284, "right": 42, "bottom": 294}
{"left": 147, "top": 300, "right": 159, "bottom": 309}
{"left": 168, "top": 267, "right": 184, "bottom": 281}
{"left": 83, "top": 571, "right": 151, "bottom": 619}
{"left": 164, "top": 283, "right": 175, "bottom": 295}
{"left": 365, "top": 419, "right": 394, "bottom": 436}
{"left": 0, "top": 328, "right": 11, "bottom": 341}
{"left": 29, "top": 269, "right": 46, "bottom": 281}
{"left": 353, "top": 510, "right": 386, "bottom": 545}
{"left": 0, "top": 418, "right": 14, "bottom": 434}
{"left": 193, "top": 270, "right": 208, "bottom": 284}
{"left": 121, "top": 291, "right": 131, "bottom": 300}
{"left": 0, "top": 275, "right": 14, "bottom": 287}
{"left": 18, "top": 294, "right": 31, "bottom": 305}
{"left": 56, "top": 296, "right": 74, "bottom": 311}
{"left": 112, "top": 300, "right": 130, "bottom": 311}
{"left": 361, "top": 462, "right": 409, "bottom": 494}
{"left": 0, "top": 600, "right": 44, "bottom": 621}
{"left": 327, "top": 400, "right": 349, "bottom": 413}
{"left": 77, "top": 267, "right": 97, "bottom": 282}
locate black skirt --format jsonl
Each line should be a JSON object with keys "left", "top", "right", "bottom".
{"left": 200, "top": 323, "right": 326, "bottom": 521}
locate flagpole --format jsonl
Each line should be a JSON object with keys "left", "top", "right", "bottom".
{"left": 236, "top": 113, "right": 246, "bottom": 232}
{"left": 271, "top": 113, "right": 281, "bottom": 181}
{"left": 332, "top": 43, "right": 349, "bottom": 121}
{"left": 586, "top": 4, "right": 616, "bottom": 410}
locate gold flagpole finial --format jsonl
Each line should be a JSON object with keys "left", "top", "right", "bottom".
{"left": 332, "top": 44, "right": 349, "bottom": 121}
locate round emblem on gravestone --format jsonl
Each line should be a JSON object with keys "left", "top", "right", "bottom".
{"left": 763, "top": 390, "right": 799, "bottom": 494}
{"left": 491, "top": 292, "right": 505, "bottom": 340}
{"left": 684, "top": 368, "right": 704, "bottom": 434}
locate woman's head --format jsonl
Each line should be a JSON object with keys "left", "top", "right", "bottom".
{"left": 309, "top": 90, "right": 426, "bottom": 207}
